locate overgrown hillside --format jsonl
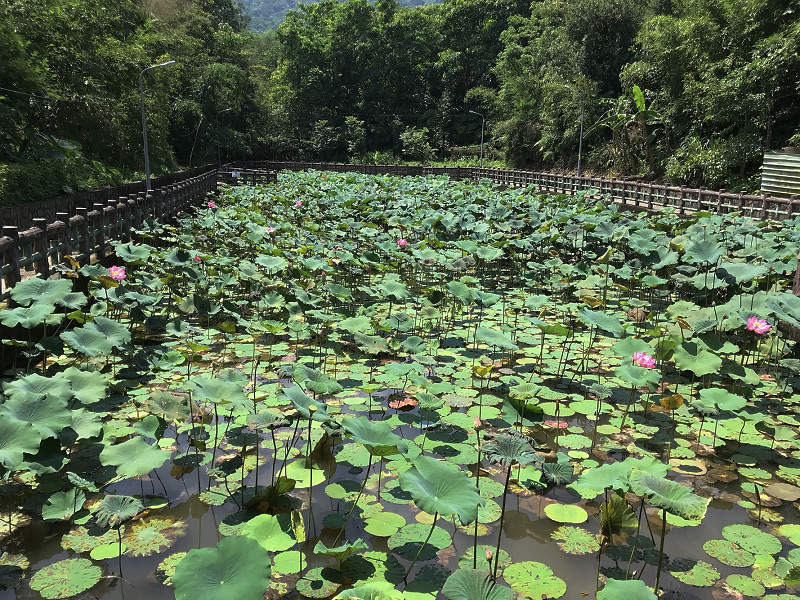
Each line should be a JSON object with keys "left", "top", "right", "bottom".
{"left": 241, "top": 0, "right": 437, "bottom": 32}
{"left": 1, "top": 0, "right": 798, "bottom": 204}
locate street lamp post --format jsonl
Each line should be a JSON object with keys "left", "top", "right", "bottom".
{"left": 468, "top": 110, "right": 485, "bottom": 169}
{"left": 564, "top": 84, "right": 585, "bottom": 178}
{"left": 138, "top": 60, "right": 176, "bottom": 190}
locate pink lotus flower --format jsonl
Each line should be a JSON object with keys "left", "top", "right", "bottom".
{"left": 473, "top": 416, "right": 481, "bottom": 429}
{"left": 746, "top": 316, "right": 771, "bottom": 335}
{"left": 194, "top": 255, "right": 203, "bottom": 262}
{"left": 485, "top": 548, "right": 493, "bottom": 561}
{"left": 108, "top": 266, "right": 126, "bottom": 281}
{"left": 632, "top": 352, "right": 656, "bottom": 369}
{"left": 397, "top": 238, "right": 407, "bottom": 248}
{"left": 265, "top": 226, "right": 276, "bottom": 234}
{"left": 207, "top": 201, "right": 216, "bottom": 208}
{"left": 294, "top": 200, "right": 302, "bottom": 207}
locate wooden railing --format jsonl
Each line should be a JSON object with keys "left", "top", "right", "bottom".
{"left": 225, "top": 161, "right": 800, "bottom": 221}
{"left": 0, "top": 168, "right": 217, "bottom": 300}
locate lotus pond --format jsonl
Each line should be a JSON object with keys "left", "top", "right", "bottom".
{"left": 5, "top": 171, "right": 800, "bottom": 600}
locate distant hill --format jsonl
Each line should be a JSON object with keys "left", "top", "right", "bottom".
{"left": 241, "top": 0, "right": 437, "bottom": 31}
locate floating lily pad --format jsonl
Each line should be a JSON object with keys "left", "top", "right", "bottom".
{"left": 503, "top": 561, "right": 566, "bottom": 599}
{"left": 89, "top": 542, "right": 126, "bottom": 560}
{"left": 364, "top": 511, "right": 406, "bottom": 537}
{"left": 173, "top": 536, "right": 271, "bottom": 600}
{"left": 544, "top": 503, "right": 588, "bottom": 524}
{"left": 722, "top": 524, "right": 781, "bottom": 555}
{"left": 670, "top": 560, "right": 720, "bottom": 586}
{"left": 155, "top": 551, "right": 186, "bottom": 586}
{"left": 296, "top": 566, "right": 343, "bottom": 598}
{"left": 726, "top": 573, "right": 765, "bottom": 597}
{"left": 30, "top": 558, "right": 102, "bottom": 599}
{"left": 388, "top": 523, "right": 452, "bottom": 561}
{"left": 597, "top": 578, "right": 656, "bottom": 599}
{"left": 703, "top": 539, "right": 755, "bottom": 567}
{"left": 458, "top": 546, "right": 512, "bottom": 570}
{"left": 551, "top": 526, "right": 600, "bottom": 555}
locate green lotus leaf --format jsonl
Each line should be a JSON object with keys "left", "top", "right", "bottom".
{"left": 173, "top": 536, "right": 271, "bottom": 600}
{"left": 597, "top": 578, "right": 656, "bottom": 599}
{"left": 669, "top": 560, "right": 719, "bottom": 586}
{"left": 59, "top": 368, "right": 111, "bottom": 405}
{"left": 698, "top": 388, "right": 747, "bottom": 411}
{"left": 0, "top": 392, "right": 71, "bottom": 438}
{"left": 334, "top": 581, "right": 403, "bottom": 599}
{"left": 615, "top": 364, "right": 661, "bottom": 388}
{"left": 60, "top": 326, "right": 113, "bottom": 356}
{"left": 577, "top": 308, "right": 623, "bottom": 337}
{"left": 0, "top": 303, "right": 61, "bottom": 327}
{"left": 342, "top": 416, "right": 408, "bottom": 456}
{"left": 10, "top": 277, "right": 73, "bottom": 307}
{"left": 95, "top": 495, "right": 144, "bottom": 528}
{"left": 3, "top": 372, "right": 71, "bottom": 404}
{"left": 364, "top": 512, "right": 406, "bottom": 537}
{"left": 672, "top": 341, "right": 721, "bottom": 376}
{"left": 544, "top": 503, "right": 588, "bottom": 524}
{"left": 630, "top": 474, "right": 709, "bottom": 519}
{"left": 294, "top": 364, "right": 343, "bottom": 395}
{"left": 398, "top": 455, "right": 483, "bottom": 523}
{"left": 99, "top": 437, "right": 171, "bottom": 478}
{"left": 114, "top": 241, "right": 152, "bottom": 263}
{"left": 684, "top": 238, "right": 723, "bottom": 265}
{"left": 441, "top": 568, "right": 514, "bottom": 600}
{"left": 388, "top": 523, "right": 452, "bottom": 560}
{"left": 29, "top": 558, "right": 101, "bottom": 599}
{"left": 338, "top": 316, "right": 373, "bottom": 334}
{"left": 282, "top": 385, "right": 329, "bottom": 421}
{"left": 314, "top": 538, "right": 368, "bottom": 561}
{"left": 474, "top": 327, "right": 518, "bottom": 351}
{"left": 721, "top": 524, "right": 781, "bottom": 555}
{"left": 725, "top": 573, "right": 765, "bottom": 597}
{"left": 482, "top": 432, "right": 540, "bottom": 467}
{"left": 550, "top": 526, "right": 600, "bottom": 555}
{"left": 42, "top": 488, "right": 85, "bottom": 521}
{"left": 569, "top": 456, "right": 667, "bottom": 498}
{"left": 354, "top": 333, "right": 390, "bottom": 355}
{"left": 503, "top": 561, "right": 566, "bottom": 599}
{"left": 716, "top": 262, "right": 768, "bottom": 284}
{"left": 296, "top": 565, "right": 344, "bottom": 598}
{"left": 255, "top": 254, "right": 288, "bottom": 273}
{"left": 240, "top": 514, "right": 295, "bottom": 552}
{"left": 124, "top": 519, "right": 181, "bottom": 556}
{"left": 702, "top": 539, "right": 754, "bottom": 567}
{"left": 0, "top": 420, "right": 42, "bottom": 470}
{"left": 189, "top": 374, "right": 248, "bottom": 408}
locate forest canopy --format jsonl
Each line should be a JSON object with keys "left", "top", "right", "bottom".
{"left": 1, "top": 0, "right": 799, "bottom": 203}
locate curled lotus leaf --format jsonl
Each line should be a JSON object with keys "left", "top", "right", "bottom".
{"left": 630, "top": 474, "right": 709, "bottom": 520}
{"left": 398, "top": 455, "right": 483, "bottom": 524}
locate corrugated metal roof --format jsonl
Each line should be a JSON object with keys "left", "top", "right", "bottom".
{"left": 761, "top": 151, "right": 800, "bottom": 197}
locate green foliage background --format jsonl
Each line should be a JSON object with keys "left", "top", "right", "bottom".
{"left": 1, "top": 0, "right": 799, "bottom": 203}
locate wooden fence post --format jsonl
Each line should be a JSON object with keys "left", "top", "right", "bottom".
{"left": 2, "top": 226, "right": 21, "bottom": 293}
{"left": 56, "top": 212, "right": 72, "bottom": 258}
{"left": 31, "top": 218, "right": 50, "bottom": 277}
